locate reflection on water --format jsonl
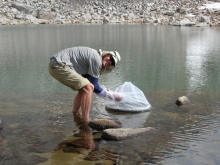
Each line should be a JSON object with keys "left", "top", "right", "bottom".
{"left": 186, "top": 28, "right": 220, "bottom": 92}
{"left": 0, "top": 25, "right": 220, "bottom": 165}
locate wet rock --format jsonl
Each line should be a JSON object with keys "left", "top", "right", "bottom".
{"left": 62, "top": 146, "right": 76, "bottom": 153}
{"left": 75, "top": 148, "right": 89, "bottom": 155}
{"left": 84, "top": 154, "right": 97, "bottom": 161}
{"left": 1, "top": 146, "right": 48, "bottom": 164}
{"left": 175, "top": 96, "right": 190, "bottom": 107}
{"left": 88, "top": 118, "right": 122, "bottom": 130}
{"left": 84, "top": 155, "right": 99, "bottom": 161}
{"left": 102, "top": 127, "right": 157, "bottom": 141}
{"left": 58, "top": 140, "right": 92, "bottom": 154}
{"left": 84, "top": 150, "right": 118, "bottom": 163}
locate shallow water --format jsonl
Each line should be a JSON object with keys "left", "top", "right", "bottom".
{"left": 0, "top": 24, "right": 220, "bottom": 165}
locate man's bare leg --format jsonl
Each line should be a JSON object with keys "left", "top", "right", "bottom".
{"left": 80, "top": 83, "right": 94, "bottom": 122}
{"left": 73, "top": 91, "right": 83, "bottom": 114}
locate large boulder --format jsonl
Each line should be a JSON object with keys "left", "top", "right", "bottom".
{"left": 102, "top": 127, "right": 157, "bottom": 141}
{"left": 26, "top": 15, "right": 49, "bottom": 24}
{"left": 78, "top": 13, "right": 92, "bottom": 23}
{"left": 11, "top": 2, "right": 34, "bottom": 14}
{"left": 199, "top": 15, "right": 210, "bottom": 23}
{"left": 180, "top": 18, "right": 195, "bottom": 26}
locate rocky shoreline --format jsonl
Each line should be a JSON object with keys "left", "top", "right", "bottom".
{"left": 0, "top": 0, "right": 220, "bottom": 26}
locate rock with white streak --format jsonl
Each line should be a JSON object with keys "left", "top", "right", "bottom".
{"left": 102, "top": 127, "right": 157, "bottom": 141}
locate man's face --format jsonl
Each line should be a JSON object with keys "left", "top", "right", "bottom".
{"left": 102, "top": 55, "right": 113, "bottom": 67}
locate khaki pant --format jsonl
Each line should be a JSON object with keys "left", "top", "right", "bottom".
{"left": 48, "top": 59, "right": 90, "bottom": 91}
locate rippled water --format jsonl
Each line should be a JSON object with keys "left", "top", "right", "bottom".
{"left": 0, "top": 24, "right": 220, "bottom": 165}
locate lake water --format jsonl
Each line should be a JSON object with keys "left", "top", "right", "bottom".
{"left": 0, "top": 24, "right": 220, "bottom": 165}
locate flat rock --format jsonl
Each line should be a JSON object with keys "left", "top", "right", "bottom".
{"left": 102, "top": 127, "right": 157, "bottom": 141}
{"left": 88, "top": 118, "right": 122, "bottom": 130}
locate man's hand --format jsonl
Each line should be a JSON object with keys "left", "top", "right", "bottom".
{"left": 113, "top": 93, "right": 123, "bottom": 101}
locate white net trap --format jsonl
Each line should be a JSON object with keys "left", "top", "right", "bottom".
{"left": 105, "top": 82, "right": 151, "bottom": 112}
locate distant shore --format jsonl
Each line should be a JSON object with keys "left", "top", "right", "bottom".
{"left": 0, "top": 0, "right": 220, "bottom": 27}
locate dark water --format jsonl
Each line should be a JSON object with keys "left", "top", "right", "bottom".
{"left": 0, "top": 24, "right": 220, "bottom": 165}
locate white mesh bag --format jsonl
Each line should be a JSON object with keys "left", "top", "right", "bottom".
{"left": 105, "top": 82, "right": 151, "bottom": 112}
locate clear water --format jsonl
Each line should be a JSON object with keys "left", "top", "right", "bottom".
{"left": 0, "top": 24, "right": 220, "bottom": 165}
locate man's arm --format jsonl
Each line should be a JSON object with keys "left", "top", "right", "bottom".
{"left": 83, "top": 74, "right": 122, "bottom": 101}
{"left": 82, "top": 74, "right": 107, "bottom": 97}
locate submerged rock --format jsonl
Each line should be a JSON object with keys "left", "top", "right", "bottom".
{"left": 102, "top": 127, "right": 157, "bottom": 141}
{"left": 88, "top": 118, "right": 122, "bottom": 130}
{"left": 175, "top": 96, "right": 190, "bottom": 107}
